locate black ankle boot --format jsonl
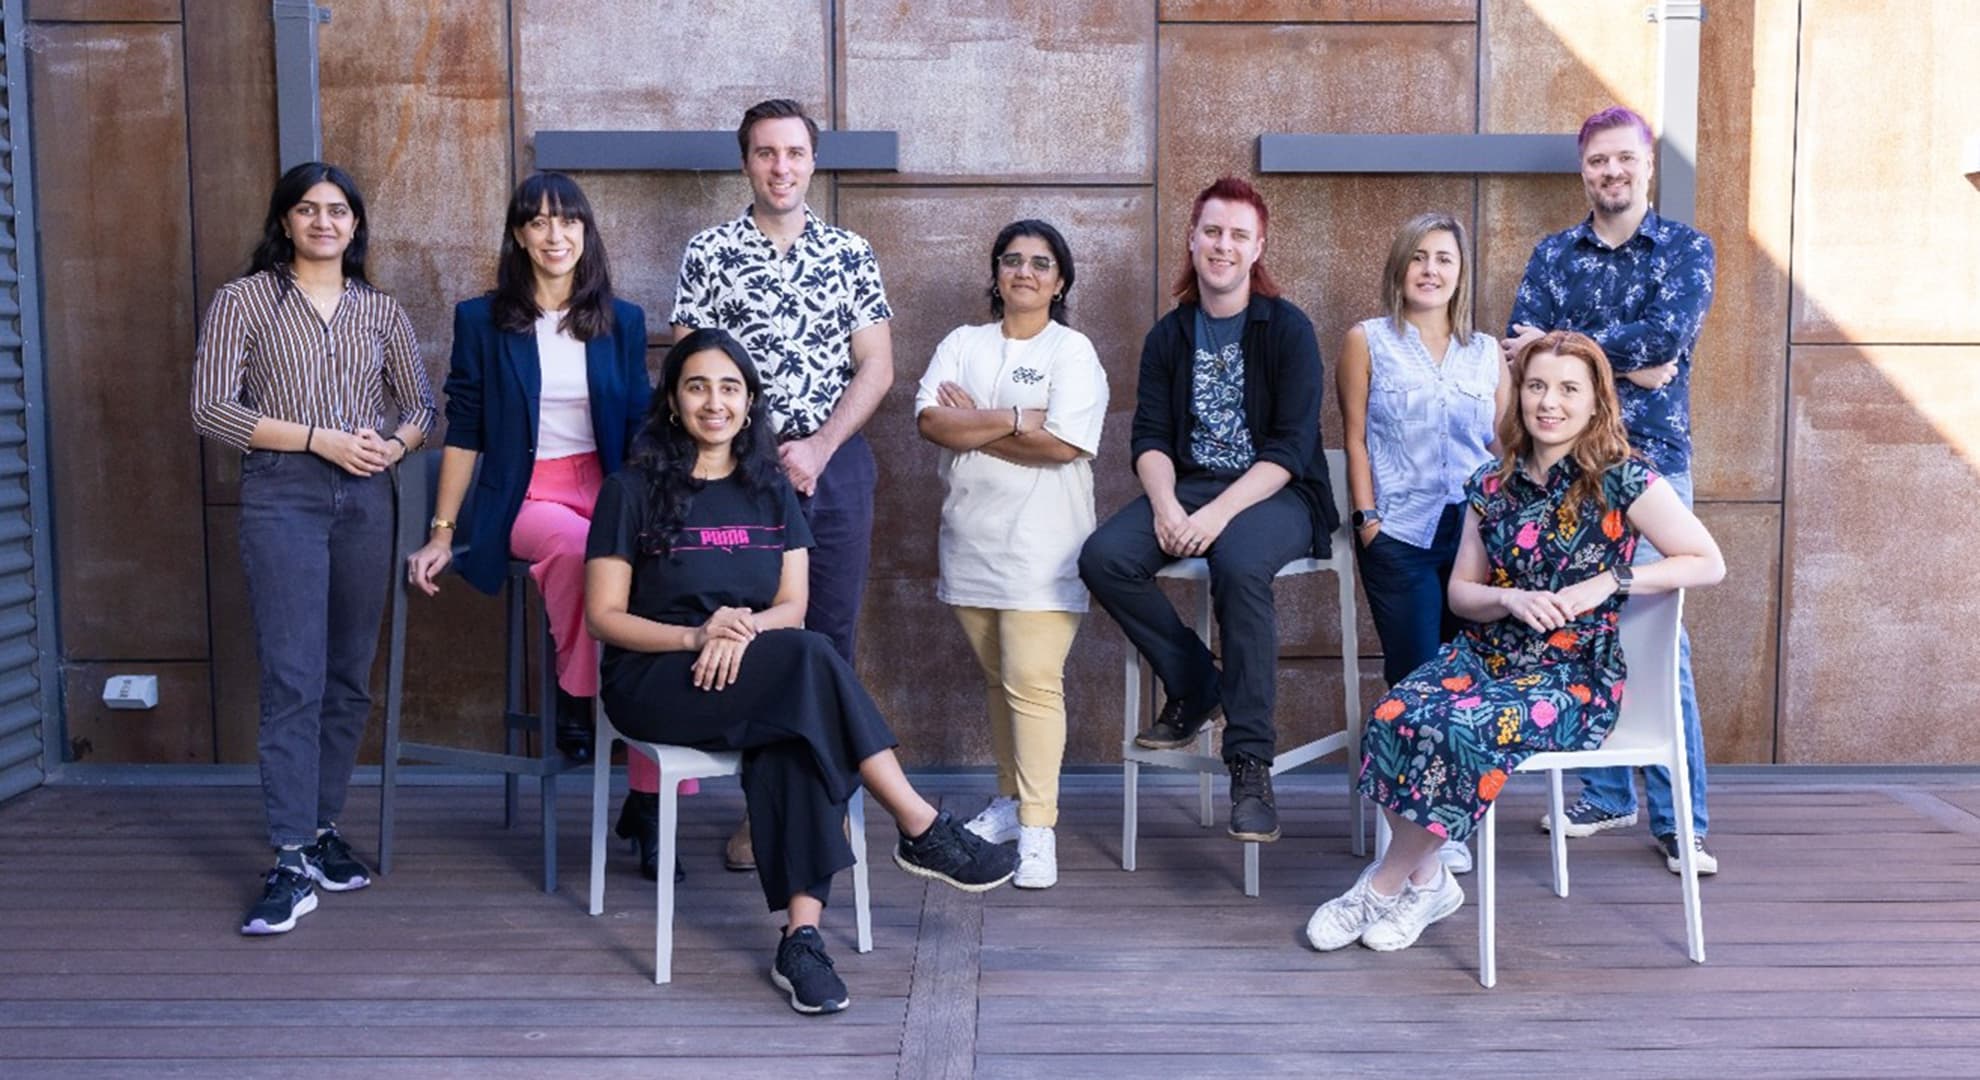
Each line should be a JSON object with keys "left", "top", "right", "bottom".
{"left": 613, "top": 792, "right": 685, "bottom": 883}
{"left": 555, "top": 688, "right": 594, "bottom": 764}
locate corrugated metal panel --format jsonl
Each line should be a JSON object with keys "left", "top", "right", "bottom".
{"left": 0, "top": 3, "right": 53, "bottom": 805}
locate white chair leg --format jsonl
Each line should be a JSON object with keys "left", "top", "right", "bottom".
{"left": 1671, "top": 755, "right": 1706, "bottom": 964}
{"left": 654, "top": 768, "right": 681, "bottom": 985}
{"left": 849, "top": 787, "right": 873, "bottom": 954}
{"left": 588, "top": 709, "right": 612, "bottom": 918}
{"left": 1243, "top": 841, "right": 1259, "bottom": 898}
{"left": 1549, "top": 769, "right": 1570, "bottom": 899}
{"left": 1374, "top": 812, "right": 1392, "bottom": 864}
{"left": 1478, "top": 801, "right": 1498, "bottom": 988}
{"left": 1337, "top": 563, "right": 1364, "bottom": 857}
{"left": 1122, "top": 759, "right": 1139, "bottom": 873}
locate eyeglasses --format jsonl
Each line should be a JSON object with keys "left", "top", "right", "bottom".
{"left": 997, "top": 253, "right": 1056, "bottom": 274}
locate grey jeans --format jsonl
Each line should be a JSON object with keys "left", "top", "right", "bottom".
{"left": 238, "top": 450, "right": 394, "bottom": 848}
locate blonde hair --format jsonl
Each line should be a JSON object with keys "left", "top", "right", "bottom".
{"left": 1493, "top": 331, "right": 1635, "bottom": 511}
{"left": 1380, "top": 212, "right": 1474, "bottom": 342}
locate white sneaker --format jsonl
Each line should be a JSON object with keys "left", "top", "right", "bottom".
{"left": 1014, "top": 826, "right": 1057, "bottom": 889}
{"left": 1437, "top": 838, "right": 1473, "bottom": 875}
{"left": 1305, "top": 864, "right": 1403, "bottom": 952}
{"left": 1361, "top": 865, "right": 1466, "bottom": 952}
{"left": 963, "top": 796, "right": 1019, "bottom": 845}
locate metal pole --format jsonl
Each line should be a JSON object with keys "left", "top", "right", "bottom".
{"left": 271, "top": 0, "right": 332, "bottom": 172}
{"left": 1651, "top": 1, "right": 1705, "bottom": 225}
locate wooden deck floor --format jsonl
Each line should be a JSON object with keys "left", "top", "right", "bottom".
{"left": 4, "top": 770, "right": 1980, "bottom": 1078}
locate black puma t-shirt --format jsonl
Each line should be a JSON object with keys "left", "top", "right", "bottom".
{"left": 585, "top": 470, "right": 813, "bottom": 642}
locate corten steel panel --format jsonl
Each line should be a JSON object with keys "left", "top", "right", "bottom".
{"left": 358, "top": 582, "right": 510, "bottom": 765}
{"left": 557, "top": 172, "right": 757, "bottom": 343}
{"left": 62, "top": 663, "right": 214, "bottom": 765}
{"left": 32, "top": 24, "right": 209, "bottom": 661}
{"left": 319, "top": 0, "right": 511, "bottom": 388}
{"left": 203, "top": 506, "right": 257, "bottom": 763}
{"left": 1686, "top": 0, "right": 1795, "bottom": 502}
{"left": 1780, "top": 346, "right": 1980, "bottom": 764}
{"left": 1691, "top": 502, "right": 1781, "bottom": 765}
{"left": 1274, "top": 557, "right": 1380, "bottom": 662}
{"left": 836, "top": 185, "right": 1156, "bottom": 583}
{"left": 26, "top": 0, "right": 180, "bottom": 20}
{"left": 1159, "top": 0, "right": 1474, "bottom": 20}
{"left": 840, "top": 0, "right": 1154, "bottom": 181}
{"left": 1475, "top": 0, "right": 1658, "bottom": 369}
{"left": 512, "top": 0, "right": 829, "bottom": 145}
{"left": 186, "top": 0, "right": 280, "bottom": 509}
{"left": 1156, "top": 23, "right": 1474, "bottom": 459}
{"left": 855, "top": 578, "right": 999, "bottom": 767}
{"left": 1790, "top": 0, "right": 1980, "bottom": 343}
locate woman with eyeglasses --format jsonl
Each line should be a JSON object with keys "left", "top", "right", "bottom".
{"left": 913, "top": 220, "right": 1109, "bottom": 889}
{"left": 192, "top": 161, "right": 435, "bottom": 935}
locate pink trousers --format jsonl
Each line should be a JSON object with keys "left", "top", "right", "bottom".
{"left": 510, "top": 453, "right": 671, "bottom": 795}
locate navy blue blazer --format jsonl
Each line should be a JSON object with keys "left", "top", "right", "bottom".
{"left": 441, "top": 294, "right": 651, "bottom": 594}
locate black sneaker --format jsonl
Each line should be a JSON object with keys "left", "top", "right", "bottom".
{"left": 771, "top": 926, "right": 850, "bottom": 1015}
{"left": 893, "top": 810, "right": 1016, "bottom": 892}
{"left": 1227, "top": 752, "right": 1280, "bottom": 842}
{"left": 1133, "top": 696, "right": 1222, "bottom": 750}
{"left": 1538, "top": 798, "right": 1638, "bottom": 838}
{"left": 302, "top": 828, "right": 372, "bottom": 891}
{"left": 1656, "top": 833, "right": 1720, "bottom": 875}
{"left": 241, "top": 851, "right": 317, "bottom": 935}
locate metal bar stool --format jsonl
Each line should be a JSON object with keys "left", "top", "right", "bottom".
{"left": 1119, "top": 448, "right": 1366, "bottom": 896}
{"left": 378, "top": 453, "right": 585, "bottom": 893}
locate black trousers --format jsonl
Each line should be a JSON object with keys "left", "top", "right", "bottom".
{"left": 601, "top": 628, "right": 897, "bottom": 911}
{"left": 1077, "top": 474, "right": 1313, "bottom": 764}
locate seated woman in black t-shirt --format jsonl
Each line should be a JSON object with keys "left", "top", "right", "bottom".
{"left": 583, "top": 328, "right": 1015, "bottom": 1016}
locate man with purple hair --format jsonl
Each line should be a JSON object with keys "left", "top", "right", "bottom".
{"left": 1502, "top": 105, "right": 1720, "bottom": 875}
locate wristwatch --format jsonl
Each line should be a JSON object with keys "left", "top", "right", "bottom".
{"left": 1351, "top": 509, "right": 1379, "bottom": 530}
{"left": 429, "top": 517, "right": 456, "bottom": 533}
{"left": 1610, "top": 563, "right": 1634, "bottom": 596}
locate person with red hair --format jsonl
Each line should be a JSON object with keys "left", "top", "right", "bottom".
{"left": 1078, "top": 177, "right": 1340, "bottom": 845}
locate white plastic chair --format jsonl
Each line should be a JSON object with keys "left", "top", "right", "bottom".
{"left": 1120, "top": 449, "right": 1364, "bottom": 897}
{"left": 1475, "top": 589, "right": 1704, "bottom": 988}
{"left": 588, "top": 697, "right": 872, "bottom": 984}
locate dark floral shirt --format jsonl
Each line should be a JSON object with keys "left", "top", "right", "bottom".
{"left": 671, "top": 206, "right": 893, "bottom": 438}
{"left": 1507, "top": 209, "right": 1715, "bottom": 476}
{"left": 1463, "top": 455, "right": 1657, "bottom": 687}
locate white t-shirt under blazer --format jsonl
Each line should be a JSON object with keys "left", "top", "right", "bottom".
{"left": 535, "top": 309, "right": 596, "bottom": 459}
{"left": 914, "top": 320, "right": 1109, "bottom": 612}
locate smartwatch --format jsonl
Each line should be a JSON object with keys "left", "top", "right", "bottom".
{"left": 1610, "top": 563, "right": 1634, "bottom": 596}
{"left": 1351, "top": 509, "right": 1379, "bottom": 530}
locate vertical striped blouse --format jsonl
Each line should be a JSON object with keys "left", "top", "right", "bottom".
{"left": 190, "top": 269, "right": 436, "bottom": 453}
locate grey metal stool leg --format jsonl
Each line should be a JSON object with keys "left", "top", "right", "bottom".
{"left": 537, "top": 598, "right": 559, "bottom": 894}
{"left": 503, "top": 570, "right": 524, "bottom": 830}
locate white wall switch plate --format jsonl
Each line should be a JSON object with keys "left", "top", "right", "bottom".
{"left": 103, "top": 674, "right": 160, "bottom": 711}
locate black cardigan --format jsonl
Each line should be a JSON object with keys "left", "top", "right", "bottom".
{"left": 1127, "top": 293, "right": 1341, "bottom": 557}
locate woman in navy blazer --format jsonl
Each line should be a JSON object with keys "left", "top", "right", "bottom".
{"left": 407, "top": 172, "right": 673, "bottom": 879}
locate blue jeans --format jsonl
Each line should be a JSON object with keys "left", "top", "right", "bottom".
{"left": 238, "top": 451, "right": 395, "bottom": 848}
{"left": 1357, "top": 503, "right": 1465, "bottom": 687}
{"left": 1576, "top": 470, "right": 1709, "bottom": 838}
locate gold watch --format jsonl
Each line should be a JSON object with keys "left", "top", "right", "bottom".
{"left": 429, "top": 517, "right": 456, "bottom": 532}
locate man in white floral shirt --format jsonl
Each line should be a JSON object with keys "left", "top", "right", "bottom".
{"left": 672, "top": 98, "right": 896, "bottom": 872}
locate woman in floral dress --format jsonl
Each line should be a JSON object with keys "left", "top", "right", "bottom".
{"left": 1306, "top": 331, "right": 1724, "bottom": 954}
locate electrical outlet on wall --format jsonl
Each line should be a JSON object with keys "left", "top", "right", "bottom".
{"left": 102, "top": 675, "right": 159, "bottom": 711}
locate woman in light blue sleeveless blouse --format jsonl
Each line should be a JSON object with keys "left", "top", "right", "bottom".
{"left": 1337, "top": 212, "right": 1507, "bottom": 869}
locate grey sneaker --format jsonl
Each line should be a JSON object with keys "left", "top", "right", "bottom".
{"left": 1539, "top": 798, "right": 1638, "bottom": 838}
{"left": 1305, "top": 864, "right": 1402, "bottom": 952}
{"left": 1361, "top": 865, "right": 1466, "bottom": 952}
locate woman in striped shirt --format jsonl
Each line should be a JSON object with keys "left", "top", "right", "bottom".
{"left": 192, "top": 161, "right": 435, "bottom": 937}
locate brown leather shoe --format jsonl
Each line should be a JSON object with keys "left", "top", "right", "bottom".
{"left": 724, "top": 815, "right": 755, "bottom": 872}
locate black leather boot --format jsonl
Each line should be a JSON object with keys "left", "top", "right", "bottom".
{"left": 554, "top": 688, "right": 594, "bottom": 764}
{"left": 614, "top": 792, "right": 685, "bottom": 883}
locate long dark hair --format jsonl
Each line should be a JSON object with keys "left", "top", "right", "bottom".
{"left": 986, "top": 218, "right": 1076, "bottom": 326}
{"left": 627, "top": 328, "right": 783, "bottom": 555}
{"left": 248, "top": 161, "right": 371, "bottom": 290}
{"left": 492, "top": 171, "right": 616, "bottom": 340}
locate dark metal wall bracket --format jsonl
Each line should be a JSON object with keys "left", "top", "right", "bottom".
{"left": 533, "top": 130, "right": 899, "bottom": 173}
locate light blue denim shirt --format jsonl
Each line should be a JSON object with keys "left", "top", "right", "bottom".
{"left": 1362, "top": 316, "right": 1499, "bottom": 549}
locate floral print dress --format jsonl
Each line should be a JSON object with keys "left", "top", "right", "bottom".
{"left": 1357, "top": 456, "right": 1658, "bottom": 843}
